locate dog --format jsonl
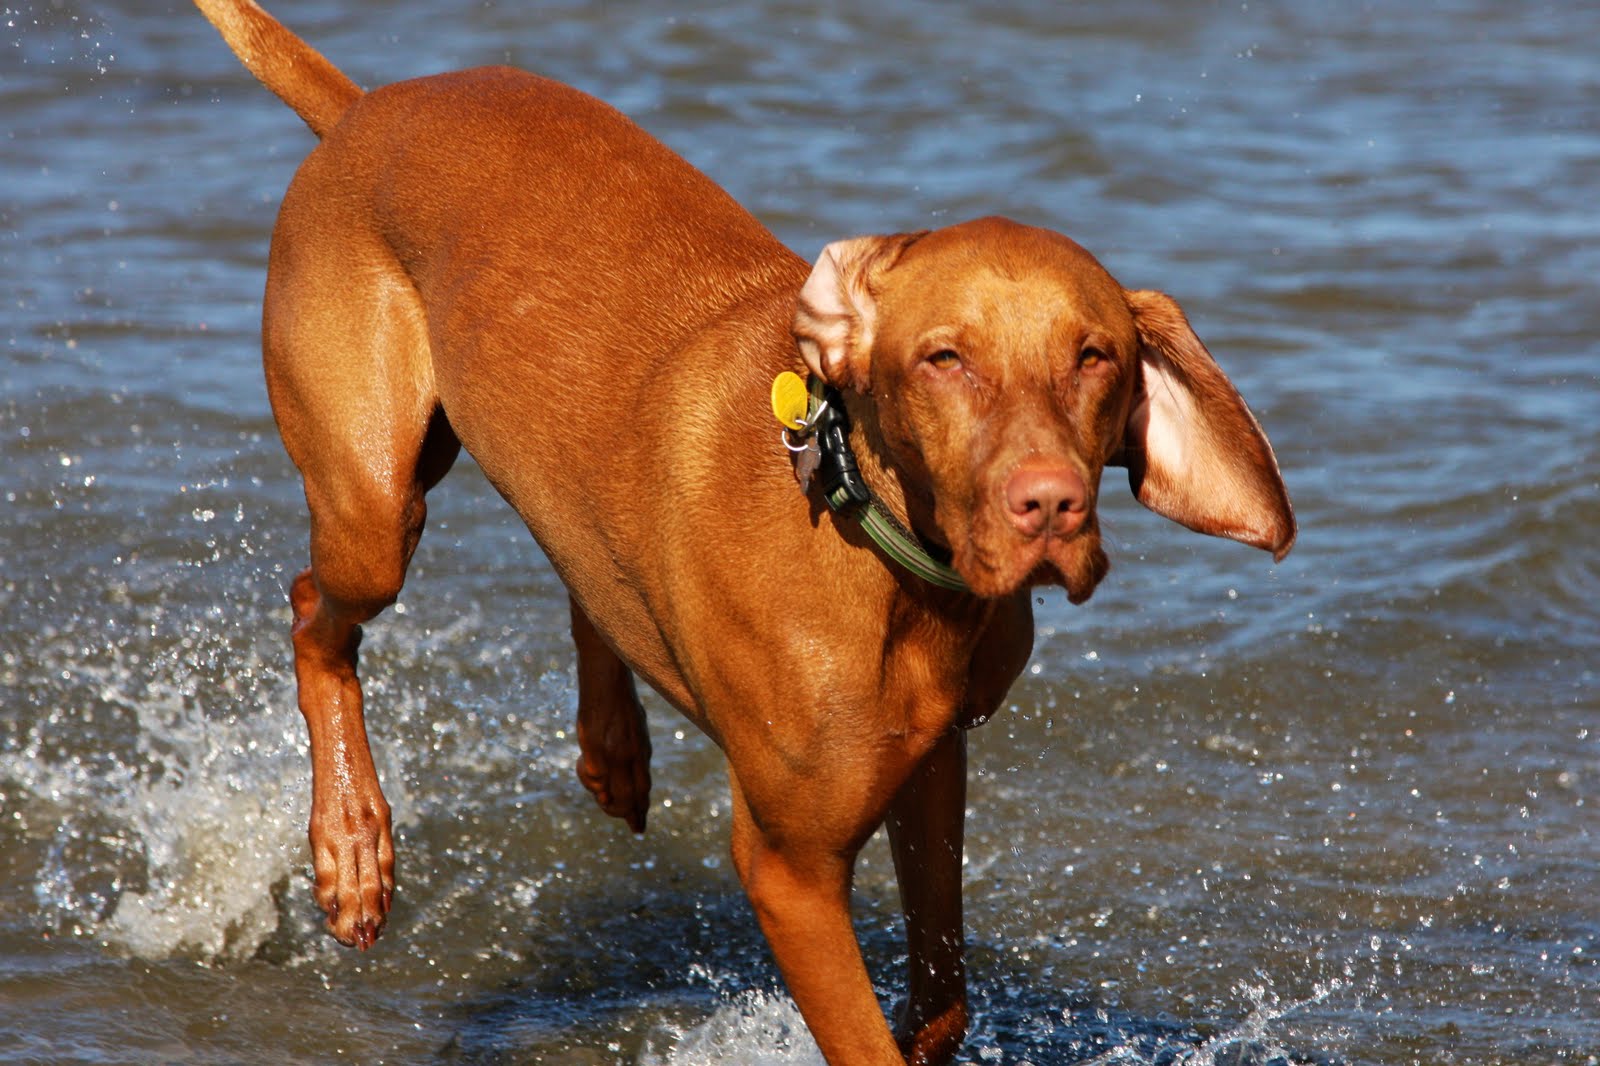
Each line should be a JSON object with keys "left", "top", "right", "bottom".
{"left": 194, "top": 2, "right": 1294, "bottom": 1061}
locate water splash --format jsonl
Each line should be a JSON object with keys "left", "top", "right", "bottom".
{"left": 2, "top": 641, "right": 312, "bottom": 962}
{"left": 4, "top": 3, "right": 118, "bottom": 81}
{"left": 0, "top": 552, "right": 580, "bottom": 968}
{"left": 629, "top": 966, "right": 1347, "bottom": 1066}
{"left": 639, "top": 988, "right": 823, "bottom": 1066}
{"left": 1070, "top": 979, "right": 1344, "bottom": 1065}
{"left": 98, "top": 689, "right": 308, "bottom": 962}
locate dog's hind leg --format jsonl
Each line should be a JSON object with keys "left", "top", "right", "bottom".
{"left": 570, "top": 595, "right": 652, "bottom": 832}
{"left": 267, "top": 177, "right": 460, "bottom": 947}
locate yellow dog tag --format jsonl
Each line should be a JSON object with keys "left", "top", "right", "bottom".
{"left": 770, "top": 371, "right": 810, "bottom": 430}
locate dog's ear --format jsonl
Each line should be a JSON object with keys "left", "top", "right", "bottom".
{"left": 792, "top": 232, "right": 925, "bottom": 391}
{"left": 1114, "top": 288, "right": 1296, "bottom": 560}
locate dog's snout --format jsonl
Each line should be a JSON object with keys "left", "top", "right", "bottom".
{"left": 1004, "top": 464, "right": 1087, "bottom": 539}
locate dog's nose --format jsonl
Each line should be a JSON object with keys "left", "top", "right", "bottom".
{"left": 1004, "top": 464, "right": 1087, "bottom": 539}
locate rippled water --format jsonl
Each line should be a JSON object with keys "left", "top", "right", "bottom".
{"left": 3, "top": 2, "right": 1596, "bottom": 1063}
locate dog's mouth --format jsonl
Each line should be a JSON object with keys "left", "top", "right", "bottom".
{"left": 952, "top": 514, "right": 1109, "bottom": 603}
{"left": 1028, "top": 533, "right": 1109, "bottom": 604}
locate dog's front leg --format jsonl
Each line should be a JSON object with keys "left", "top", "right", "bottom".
{"left": 728, "top": 769, "right": 908, "bottom": 1065}
{"left": 569, "top": 596, "right": 652, "bottom": 833}
{"left": 886, "top": 728, "right": 969, "bottom": 1065}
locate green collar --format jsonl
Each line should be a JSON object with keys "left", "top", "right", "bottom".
{"left": 795, "top": 377, "right": 969, "bottom": 593}
{"left": 854, "top": 495, "right": 970, "bottom": 592}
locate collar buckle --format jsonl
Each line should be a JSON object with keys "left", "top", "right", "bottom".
{"left": 813, "top": 384, "right": 872, "bottom": 515}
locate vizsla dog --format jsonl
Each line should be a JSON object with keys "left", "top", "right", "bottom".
{"left": 195, "top": 2, "right": 1294, "bottom": 1061}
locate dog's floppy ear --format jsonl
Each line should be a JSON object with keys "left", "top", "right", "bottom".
{"left": 792, "top": 232, "right": 925, "bottom": 391}
{"left": 1115, "top": 288, "right": 1296, "bottom": 561}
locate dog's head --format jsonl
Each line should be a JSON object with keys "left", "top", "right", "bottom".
{"left": 793, "top": 216, "right": 1294, "bottom": 602}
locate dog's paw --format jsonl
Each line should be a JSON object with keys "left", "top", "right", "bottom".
{"left": 308, "top": 784, "right": 394, "bottom": 949}
{"left": 896, "top": 998, "right": 969, "bottom": 1066}
{"left": 576, "top": 744, "right": 651, "bottom": 834}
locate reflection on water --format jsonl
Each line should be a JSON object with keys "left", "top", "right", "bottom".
{"left": 2, "top": 1, "right": 1596, "bottom": 1062}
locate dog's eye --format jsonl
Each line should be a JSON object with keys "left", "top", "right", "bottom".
{"left": 928, "top": 349, "right": 962, "bottom": 370}
{"left": 1078, "top": 346, "right": 1107, "bottom": 369}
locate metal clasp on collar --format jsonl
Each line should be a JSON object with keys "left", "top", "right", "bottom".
{"left": 780, "top": 394, "right": 828, "bottom": 452}
{"left": 811, "top": 385, "right": 872, "bottom": 515}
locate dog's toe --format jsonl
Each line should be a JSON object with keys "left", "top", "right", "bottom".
{"left": 576, "top": 748, "right": 651, "bottom": 834}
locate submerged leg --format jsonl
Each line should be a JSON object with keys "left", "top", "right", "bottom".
{"left": 728, "top": 769, "right": 908, "bottom": 1065}
{"left": 886, "top": 728, "right": 969, "bottom": 1064}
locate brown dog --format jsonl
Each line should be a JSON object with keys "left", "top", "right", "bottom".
{"left": 195, "top": 2, "right": 1294, "bottom": 1062}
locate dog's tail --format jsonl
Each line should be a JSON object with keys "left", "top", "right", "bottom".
{"left": 193, "top": 0, "right": 362, "bottom": 139}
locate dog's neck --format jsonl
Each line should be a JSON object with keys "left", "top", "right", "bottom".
{"left": 841, "top": 390, "right": 949, "bottom": 559}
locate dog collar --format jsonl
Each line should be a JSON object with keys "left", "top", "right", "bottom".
{"left": 772, "top": 373, "right": 969, "bottom": 593}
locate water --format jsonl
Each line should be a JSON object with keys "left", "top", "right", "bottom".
{"left": 2, "top": 1, "right": 1596, "bottom": 1062}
